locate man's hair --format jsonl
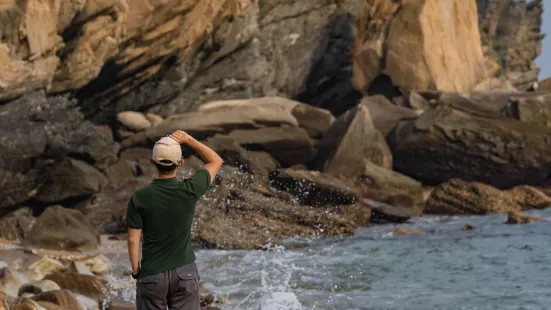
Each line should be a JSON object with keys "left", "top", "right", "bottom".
{"left": 154, "top": 160, "right": 178, "bottom": 174}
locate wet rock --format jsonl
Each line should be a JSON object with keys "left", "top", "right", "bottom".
{"left": 0, "top": 249, "right": 41, "bottom": 272}
{"left": 117, "top": 112, "right": 151, "bottom": 131}
{"left": 226, "top": 126, "right": 315, "bottom": 167}
{"left": 392, "top": 227, "right": 424, "bottom": 236}
{"left": 34, "top": 158, "right": 108, "bottom": 204}
{"left": 272, "top": 169, "right": 359, "bottom": 206}
{"left": 73, "top": 293, "right": 99, "bottom": 310}
{"left": 0, "top": 208, "right": 36, "bottom": 241}
{"left": 44, "top": 273, "right": 107, "bottom": 300}
{"left": 314, "top": 97, "right": 394, "bottom": 176}
{"left": 507, "top": 211, "right": 540, "bottom": 224}
{"left": 462, "top": 224, "right": 474, "bottom": 231}
{"left": 196, "top": 188, "right": 365, "bottom": 250}
{"left": 199, "top": 284, "right": 215, "bottom": 306}
{"left": 425, "top": 179, "right": 550, "bottom": 215}
{"left": 32, "top": 290, "right": 81, "bottom": 309}
{"left": 18, "top": 280, "right": 60, "bottom": 297}
{"left": 205, "top": 136, "right": 277, "bottom": 183}
{"left": 389, "top": 103, "right": 551, "bottom": 188}
{"left": 27, "top": 206, "right": 100, "bottom": 251}
{"left": 366, "top": 199, "right": 417, "bottom": 224}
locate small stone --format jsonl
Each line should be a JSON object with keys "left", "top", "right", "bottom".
{"left": 117, "top": 111, "right": 151, "bottom": 131}
{"left": 462, "top": 224, "right": 474, "bottom": 231}
{"left": 392, "top": 227, "right": 423, "bottom": 236}
{"left": 77, "top": 255, "right": 111, "bottom": 275}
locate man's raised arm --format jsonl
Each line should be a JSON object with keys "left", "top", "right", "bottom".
{"left": 170, "top": 130, "right": 223, "bottom": 183}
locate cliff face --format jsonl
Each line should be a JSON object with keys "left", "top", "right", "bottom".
{"left": 477, "top": 0, "right": 544, "bottom": 87}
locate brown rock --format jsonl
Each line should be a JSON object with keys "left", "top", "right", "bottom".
{"left": 198, "top": 97, "right": 335, "bottom": 138}
{"left": 27, "top": 205, "right": 100, "bottom": 251}
{"left": 196, "top": 188, "right": 366, "bottom": 250}
{"left": 389, "top": 103, "right": 551, "bottom": 188}
{"left": 226, "top": 127, "right": 315, "bottom": 167}
{"left": 122, "top": 103, "right": 299, "bottom": 148}
{"left": 0, "top": 0, "right": 253, "bottom": 101}
{"left": 473, "top": 78, "right": 516, "bottom": 92}
{"left": 0, "top": 267, "right": 27, "bottom": 298}
{"left": 0, "top": 208, "right": 36, "bottom": 241}
{"left": 18, "top": 280, "right": 60, "bottom": 297}
{"left": 105, "top": 299, "right": 136, "bottom": 310}
{"left": 44, "top": 272, "right": 107, "bottom": 300}
{"left": 384, "top": 0, "right": 486, "bottom": 94}
{"left": 10, "top": 298, "right": 43, "bottom": 310}
{"left": 117, "top": 112, "right": 152, "bottom": 131}
{"left": 508, "top": 93, "right": 551, "bottom": 127}
{"left": 539, "top": 77, "right": 551, "bottom": 92}
{"left": 392, "top": 227, "right": 424, "bottom": 236}
{"left": 315, "top": 100, "right": 393, "bottom": 177}
{"left": 425, "top": 179, "right": 551, "bottom": 215}
{"left": 35, "top": 158, "right": 108, "bottom": 204}
{"left": 0, "top": 291, "right": 7, "bottom": 310}
{"left": 32, "top": 290, "right": 81, "bottom": 309}
{"left": 145, "top": 113, "right": 164, "bottom": 126}
{"left": 359, "top": 95, "right": 420, "bottom": 137}
{"left": 506, "top": 211, "right": 540, "bottom": 224}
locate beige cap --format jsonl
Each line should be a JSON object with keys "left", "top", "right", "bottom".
{"left": 152, "top": 137, "right": 182, "bottom": 166}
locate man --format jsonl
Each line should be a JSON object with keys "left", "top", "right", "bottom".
{"left": 126, "top": 130, "right": 223, "bottom": 310}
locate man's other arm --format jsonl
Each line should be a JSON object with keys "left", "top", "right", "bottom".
{"left": 126, "top": 197, "right": 142, "bottom": 278}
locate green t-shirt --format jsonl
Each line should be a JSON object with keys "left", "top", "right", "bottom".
{"left": 126, "top": 170, "right": 211, "bottom": 277}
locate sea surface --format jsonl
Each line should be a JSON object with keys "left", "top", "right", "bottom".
{"left": 101, "top": 208, "right": 551, "bottom": 310}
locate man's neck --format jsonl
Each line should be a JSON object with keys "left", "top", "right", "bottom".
{"left": 156, "top": 173, "right": 177, "bottom": 179}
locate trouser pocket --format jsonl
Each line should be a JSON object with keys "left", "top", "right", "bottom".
{"left": 137, "top": 274, "right": 161, "bottom": 299}
{"left": 175, "top": 267, "right": 199, "bottom": 297}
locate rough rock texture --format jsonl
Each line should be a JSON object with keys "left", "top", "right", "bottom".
{"left": 506, "top": 211, "right": 540, "bottom": 224}
{"left": 389, "top": 103, "right": 551, "bottom": 188}
{"left": 0, "top": 0, "right": 252, "bottom": 102}
{"left": 314, "top": 98, "right": 393, "bottom": 176}
{"left": 35, "top": 158, "right": 108, "bottom": 204}
{"left": 0, "top": 92, "right": 118, "bottom": 211}
{"left": 477, "top": 0, "right": 544, "bottom": 87}
{"left": 0, "top": 208, "right": 35, "bottom": 241}
{"left": 26, "top": 206, "right": 100, "bottom": 251}
{"left": 425, "top": 179, "right": 551, "bottom": 215}
{"left": 508, "top": 93, "right": 551, "bottom": 127}
{"left": 353, "top": 0, "right": 487, "bottom": 95}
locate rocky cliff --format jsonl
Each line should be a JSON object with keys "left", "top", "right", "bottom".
{"left": 477, "top": 0, "right": 544, "bottom": 88}
{"left": 0, "top": 0, "right": 550, "bottom": 254}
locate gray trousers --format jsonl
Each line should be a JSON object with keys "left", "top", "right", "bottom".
{"left": 136, "top": 263, "right": 200, "bottom": 310}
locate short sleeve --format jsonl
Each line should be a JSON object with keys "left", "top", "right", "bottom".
{"left": 182, "top": 169, "right": 211, "bottom": 199}
{"left": 126, "top": 196, "right": 143, "bottom": 229}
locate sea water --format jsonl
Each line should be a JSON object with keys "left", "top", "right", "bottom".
{"left": 101, "top": 208, "right": 551, "bottom": 310}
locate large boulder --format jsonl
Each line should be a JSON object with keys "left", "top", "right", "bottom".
{"left": 35, "top": 158, "right": 108, "bottom": 204}
{"left": 353, "top": 0, "right": 487, "bottom": 94}
{"left": 226, "top": 126, "right": 315, "bottom": 167}
{"left": 198, "top": 97, "right": 335, "bottom": 138}
{"left": 121, "top": 103, "right": 299, "bottom": 148}
{"left": 0, "top": 92, "right": 118, "bottom": 211}
{"left": 425, "top": 179, "right": 551, "bottom": 215}
{"left": 26, "top": 206, "right": 100, "bottom": 251}
{"left": 314, "top": 98, "right": 393, "bottom": 177}
{"left": 389, "top": 103, "right": 551, "bottom": 188}
{"left": 0, "top": 208, "right": 35, "bottom": 241}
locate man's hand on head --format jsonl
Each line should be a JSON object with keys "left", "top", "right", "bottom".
{"left": 170, "top": 130, "right": 192, "bottom": 145}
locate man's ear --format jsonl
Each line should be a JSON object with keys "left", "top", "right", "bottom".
{"left": 178, "top": 158, "right": 184, "bottom": 167}
{"left": 150, "top": 158, "right": 156, "bottom": 165}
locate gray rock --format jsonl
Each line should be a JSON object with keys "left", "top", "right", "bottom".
{"left": 27, "top": 205, "right": 100, "bottom": 251}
